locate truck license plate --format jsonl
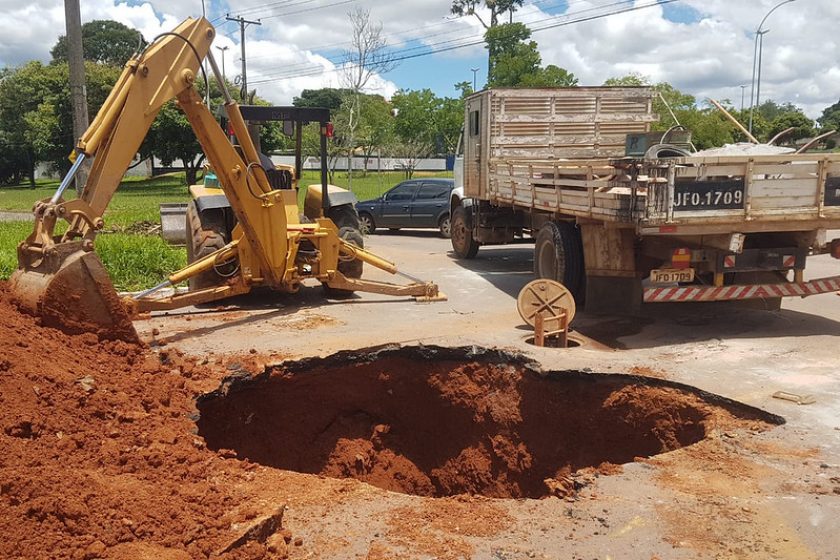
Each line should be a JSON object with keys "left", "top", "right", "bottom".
{"left": 673, "top": 179, "right": 745, "bottom": 211}
{"left": 650, "top": 268, "right": 695, "bottom": 284}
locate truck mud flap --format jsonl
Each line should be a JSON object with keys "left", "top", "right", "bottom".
{"left": 644, "top": 276, "right": 840, "bottom": 303}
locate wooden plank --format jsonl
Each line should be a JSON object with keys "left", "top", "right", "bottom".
{"left": 486, "top": 87, "right": 655, "bottom": 99}
{"left": 675, "top": 165, "right": 748, "bottom": 178}
{"left": 680, "top": 154, "right": 840, "bottom": 165}
{"left": 494, "top": 114, "right": 657, "bottom": 124}
{"left": 493, "top": 135, "right": 630, "bottom": 146}
{"left": 753, "top": 163, "right": 819, "bottom": 176}
{"left": 751, "top": 196, "right": 819, "bottom": 210}
{"left": 751, "top": 179, "right": 819, "bottom": 198}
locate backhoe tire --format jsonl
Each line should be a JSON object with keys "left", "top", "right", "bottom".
{"left": 323, "top": 212, "right": 365, "bottom": 298}
{"left": 185, "top": 201, "right": 233, "bottom": 291}
{"left": 450, "top": 206, "right": 479, "bottom": 259}
{"left": 534, "top": 221, "right": 585, "bottom": 302}
{"left": 327, "top": 203, "right": 361, "bottom": 231}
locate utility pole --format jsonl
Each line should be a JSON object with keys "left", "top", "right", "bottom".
{"left": 471, "top": 67, "right": 479, "bottom": 92}
{"left": 64, "top": 0, "right": 89, "bottom": 195}
{"left": 225, "top": 15, "right": 261, "bottom": 101}
{"left": 216, "top": 45, "right": 229, "bottom": 83}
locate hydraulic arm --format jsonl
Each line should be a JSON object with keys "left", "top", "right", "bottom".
{"left": 10, "top": 17, "right": 442, "bottom": 342}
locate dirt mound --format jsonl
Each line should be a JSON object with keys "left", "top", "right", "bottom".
{"left": 197, "top": 349, "right": 773, "bottom": 499}
{"left": 0, "top": 284, "right": 275, "bottom": 559}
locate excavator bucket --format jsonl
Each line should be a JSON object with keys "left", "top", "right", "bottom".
{"left": 10, "top": 241, "right": 139, "bottom": 342}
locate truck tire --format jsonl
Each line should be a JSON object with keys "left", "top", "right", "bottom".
{"left": 451, "top": 206, "right": 479, "bottom": 259}
{"left": 185, "top": 201, "right": 234, "bottom": 290}
{"left": 534, "top": 221, "right": 585, "bottom": 301}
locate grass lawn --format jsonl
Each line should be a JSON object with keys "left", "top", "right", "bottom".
{"left": 0, "top": 169, "right": 452, "bottom": 290}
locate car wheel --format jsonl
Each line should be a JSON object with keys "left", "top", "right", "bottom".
{"left": 358, "top": 212, "right": 375, "bottom": 234}
{"left": 438, "top": 213, "right": 451, "bottom": 238}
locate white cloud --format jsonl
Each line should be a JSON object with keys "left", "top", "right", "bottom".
{"left": 527, "top": 0, "right": 839, "bottom": 118}
{"left": 0, "top": 0, "right": 837, "bottom": 118}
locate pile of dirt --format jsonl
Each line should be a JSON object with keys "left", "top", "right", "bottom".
{"left": 197, "top": 348, "right": 773, "bottom": 499}
{"left": 0, "top": 284, "right": 282, "bottom": 560}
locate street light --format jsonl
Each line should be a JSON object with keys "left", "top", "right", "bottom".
{"left": 216, "top": 45, "right": 230, "bottom": 83}
{"left": 748, "top": 0, "right": 797, "bottom": 134}
{"left": 740, "top": 85, "right": 747, "bottom": 113}
{"left": 471, "top": 67, "right": 479, "bottom": 92}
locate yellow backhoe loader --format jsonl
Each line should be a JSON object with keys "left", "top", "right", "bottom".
{"left": 9, "top": 17, "right": 443, "bottom": 342}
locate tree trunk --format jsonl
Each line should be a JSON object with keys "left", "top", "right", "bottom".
{"left": 28, "top": 149, "right": 36, "bottom": 188}
{"left": 185, "top": 166, "right": 198, "bottom": 186}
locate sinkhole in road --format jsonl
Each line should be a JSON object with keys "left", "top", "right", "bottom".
{"left": 196, "top": 346, "right": 778, "bottom": 499}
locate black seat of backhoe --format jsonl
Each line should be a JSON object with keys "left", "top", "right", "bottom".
{"left": 259, "top": 152, "right": 292, "bottom": 190}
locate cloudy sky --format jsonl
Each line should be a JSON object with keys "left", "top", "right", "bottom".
{"left": 0, "top": 0, "right": 837, "bottom": 118}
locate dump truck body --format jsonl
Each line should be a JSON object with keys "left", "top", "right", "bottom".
{"left": 451, "top": 87, "right": 840, "bottom": 312}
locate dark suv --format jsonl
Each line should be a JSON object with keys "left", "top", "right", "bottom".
{"left": 355, "top": 178, "right": 454, "bottom": 238}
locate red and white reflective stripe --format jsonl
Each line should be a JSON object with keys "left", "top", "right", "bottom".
{"left": 723, "top": 255, "right": 736, "bottom": 268}
{"left": 783, "top": 255, "right": 796, "bottom": 268}
{"left": 644, "top": 275, "right": 840, "bottom": 303}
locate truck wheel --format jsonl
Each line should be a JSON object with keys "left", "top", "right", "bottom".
{"left": 534, "top": 221, "right": 584, "bottom": 301}
{"left": 185, "top": 201, "right": 234, "bottom": 290}
{"left": 451, "top": 206, "right": 479, "bottom": 259}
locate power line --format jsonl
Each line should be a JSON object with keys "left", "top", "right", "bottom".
{"left": 250, "top": 0, "right": 681, "bottom": 85}
{"left": 251, "top": 0, "right": 642, "bottom": 80}
{"left": 249, "top": 0, "right": 643, "bottom": 82}
{"left": 245, "top": 0, "right": 616, "bottom": 62}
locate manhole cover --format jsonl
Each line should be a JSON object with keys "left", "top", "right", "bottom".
{"left": 196, "top": 346, "right": 779, "bottom": 499}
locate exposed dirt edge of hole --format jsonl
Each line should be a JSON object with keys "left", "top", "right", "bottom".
{"left": 200, "top": 344, "right": 786, "bottom": 428}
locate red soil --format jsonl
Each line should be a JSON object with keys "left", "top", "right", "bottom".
{"left": 0, "top": 284, "right": 277, "bottom": 560}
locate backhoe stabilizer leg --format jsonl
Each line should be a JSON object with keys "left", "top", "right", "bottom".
{"left": 325, "top": 272, "right": 447, "bottom": 302}
{"left": 129, "top": 282, "right": 252, "bottom": 313}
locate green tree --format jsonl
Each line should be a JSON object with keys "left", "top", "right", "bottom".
{"left": 767, "top": 110, "right": 814, "bottom": 143}
{"left": 391, "top": 89, "right": 438, "bottom": 177}
{"left": 355, "top": 94, "right": 394, "bottom": 174}
{"left": 392, "top": 89, "right": 437, "bottom": 145}
{"left": 0, "top": 66, "right": 41, "bottom": 185}
{"left": 140, "top": 78, "right": 255, "bottom": 185}
{"left": 485, "top": 23, "right": 576, "bottom": 88}
{"left": 435, "top": 96, "right": 465, "bottom": 154}
{"left": 0, "top": 60, "right": 122, "bottom": 180}
{"left": 51, "top": 20, "right": 144, "bottom": 67}
{"left": 451, "top": 0, "right": 524, "bottom": 29}
{"left": 485, "top": 23, "right": 539, "bottom": 86}
{"left": 818, "top": 99, "right": 840, "bottom": 132}
{"left": 817, "top": 100, "right": 840, "bottom": 148}
{"left": 293, "top": 88, "right": 353, "bottom": 111}
{"left": 521, "top": 65, "right": 578, "bottom": 87}
{"left": 455, "top": 81, "right": 474, "bottom": 98}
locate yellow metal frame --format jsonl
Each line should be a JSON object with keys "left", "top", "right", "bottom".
{"left": 16, "top": 17, "right": 444, "bottom": 323}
